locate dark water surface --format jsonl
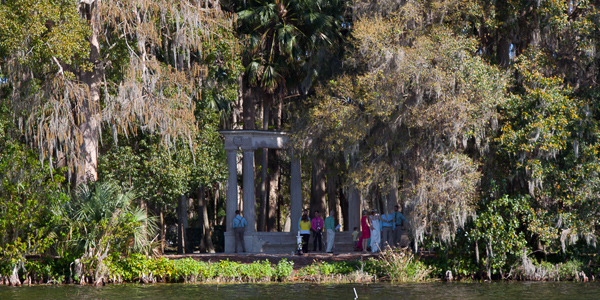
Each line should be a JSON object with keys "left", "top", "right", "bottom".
{"left": 2, "top": 281, "right": 600, "bottom": 299}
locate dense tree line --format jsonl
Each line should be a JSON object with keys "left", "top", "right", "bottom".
{"left": 1, "top": 0, "right": 600, "bottom": 282}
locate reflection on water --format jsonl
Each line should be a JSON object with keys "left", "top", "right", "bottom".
{"left": 2, "top": 282, "right": 600, "bottom": 300}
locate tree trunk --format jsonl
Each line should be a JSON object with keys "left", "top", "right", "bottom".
{"left": 258, "top": 94, "right": 272, "bottom": 231}
{"left": 387, "top": 173, "right": 399, "bottom": 213}
{"left": 159, "top": 206, "right": 165, "bottom": 254}
{"left": 177, "top": 195, "right": 188, "bottom": 254}
{"left": 77, "top": 0, "right": 101, "bottom": 186}
{"left": 497, "top": 36, "right": 511, "bottom": 67}
{"left": 214, "top": 184, "right": 218, "bottom": 227}
{"left": 242, "top": 82, "right": 256, "bottom": 130}
{"left": 269, "top": 94, "right": 283, "bottom": 231}
{"left": 326, "top": 165, "right": 339, "bottom": 224}
{"left": 277, "top": 194, "right": 283, "bottom": 231}
{"left": 197, "top": 186, "right": 215, "bottom": 253}
{"left": 339, "top": 187, "right": 348, "bottom": 231}
{"left": 267, "top": 149, "right": 280, "bottom": 231}
{"left": 310, "top": 158, "right": 327, "bottom": 216}
{"left": 232, "top": 75, "right": 244, "bottom": 130}
{"left": 258, "top": 147, "right": 268, "bottom": 231}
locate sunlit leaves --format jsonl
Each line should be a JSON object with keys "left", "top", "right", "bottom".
{"left": 497, "top": 49, "right": 600, "bottom": 253}
{"left": 296, "top": 14, "right": 509, "bottom": 247}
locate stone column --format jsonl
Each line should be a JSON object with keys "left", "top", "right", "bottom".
{"left": 348, "top": 185, "right": 361, "bottom": 231}
{"left": 243, "top": 148, "right": 256, "bottom": 232}
{"left": 226, "top": 149, "right": 238, "bottom": 233}
{"left": 290, "top": 150, "right": 302, "bottom": 234}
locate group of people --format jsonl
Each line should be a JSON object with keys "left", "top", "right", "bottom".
{"left": 231, "top": 205, "right": 406, "bottom": 254}
{"left": 354, "top": 205, "right": 406, "bottom": 253}
{"left": 297, "top": 205, "right": 407, "bottom": 254}
{"left": 298, "top": 209, "right": 337, "bottom": 253}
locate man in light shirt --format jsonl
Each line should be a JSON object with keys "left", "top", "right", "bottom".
{"left": 324, "top": 211, "right": 336, "bottom": 253}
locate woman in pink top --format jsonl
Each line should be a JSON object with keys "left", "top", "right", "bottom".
{"left": 311, "top": 210, "right": 324, "bottom": 252}
{"left": 360, "top": 210, "right": 371, "bottom": 252}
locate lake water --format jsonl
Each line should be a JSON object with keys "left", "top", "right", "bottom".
{"left": 2, "top": 282, "right": 600, "bottom": 299}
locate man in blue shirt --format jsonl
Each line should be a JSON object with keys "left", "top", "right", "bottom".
{"left": 232, "top": 210, "right": 247, "bottom": 253}
{"left": 380, "top": 208, "right": 395, "bottom": 249}
{"left": 392, "top": 205, "right": 407, "bottom": 248}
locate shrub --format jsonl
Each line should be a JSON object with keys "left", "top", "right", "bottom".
{"left": 365, "top": 249, "right": 432, "bottom": 282}
{"left": 215, "top": 259, "right": 241, "bottom": 280}
{"left": 241, "top": 260, "right": 274, "bottom": 282}
{"left": 274, "top": 259, "right": 294, "bottom": 281}
{"left": 174, "top": 258, "right": 203, "bottom": 282}
{"left": 147, "top": 257, "right": 176, "bottom": 281}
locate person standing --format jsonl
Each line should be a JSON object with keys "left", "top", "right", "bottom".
{"left": 324, "top": 211, "right": 336, "bottom": 253}
{"left": 298, "top": 209, "right": 311, "bottom": 232}
{"left": 392, "top": 205, "right": 407, "bottom": 248}
{"left": 232, "top": 210, "right": 247, "bottom": 253}
{"left": 360, "top": 210, "right": 371, "bottom": 252}
{"left": 299, "top": 213, "right": 311, "bottom": 254}
{"left": 380, "top": 208, "right": 395, "bottom": 249}
{"left": 370, "top": 210, "right": 381, "bottom": 253}
{"left": 311, "top": 210, "right": 324, "bottom": 252}
{"left": 352, "top": 227, "right": 360, "bottom": 251}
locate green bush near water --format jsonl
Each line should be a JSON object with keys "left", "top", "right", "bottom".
{"left": 1, "top": 249, "right": 431, "bottom": 284}
{"left": 7, "top": 247, "right": 598, "bottom": 284}
{"left": 103, "top": 256, "right": 296, "bottom": 283}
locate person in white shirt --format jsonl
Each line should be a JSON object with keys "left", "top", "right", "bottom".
{"left": 369, "top": 210, "right": 381, "bottom": 253}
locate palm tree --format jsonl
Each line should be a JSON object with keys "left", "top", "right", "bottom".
{"left": 236, "top": 0, "right": 345, "bottom": 230}
{"left": 239, "top": 0, "right": 342, "bottom": 96}
{"left": 54, "top": 181, "right": 157, "bottom": 284}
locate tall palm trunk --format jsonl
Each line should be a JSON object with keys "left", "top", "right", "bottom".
{"left": 242, "top": 83, "right": 256, "bottom": 130}
{"left": 267, "top": 148, "right": 280, "bottom": 231}
{"left": 258, "top": 94, "right": 272, "bottom": 231}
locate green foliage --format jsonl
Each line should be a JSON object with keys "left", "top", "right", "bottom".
{"left": 105, "top": 253, "right": 152, "bottom": 282}
{"left": 53, "top": 181, "right": 157, "bottom": 264}
{"left": 240, "top": 260, "right": 274, "bottom": 281}
{"left": 363, "top": 249, "right": 432, "bottom": 282}
{"left": 475, "top": 193, "right": 529, "bottom": 271}
{"left": 235, "top": 0, "right": 345, "bottom": 93}
{"left": 274, "top": 259, "right": 294, "bottom": 281}
{"left": 0, "top": 0, "right": 90, "bottom": 73}
{"left": 215, "top": 259, "right": 241, "bottom": 279}
{"left": 0, "top": 106, "right": 68, "bottom": 263}
{"left": 515, "top": 255, "right": 586, "bottom": 281}
{"left": 297, "top": 261, "right": 357, "bottom": 278}
{"left": 148, "top": 256, "right": 177, "bottom": 281}
{"left": 496, "top": 50, "right": 600, "bottom": 254}
{"left": 98, "top": 106, "right": 227, "bottom": 209}
{"left": 173, "top": 258, "right": 205, "bottom": 282}
{"left": 295, "top": 16, "right": 509, "bottom": 247}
